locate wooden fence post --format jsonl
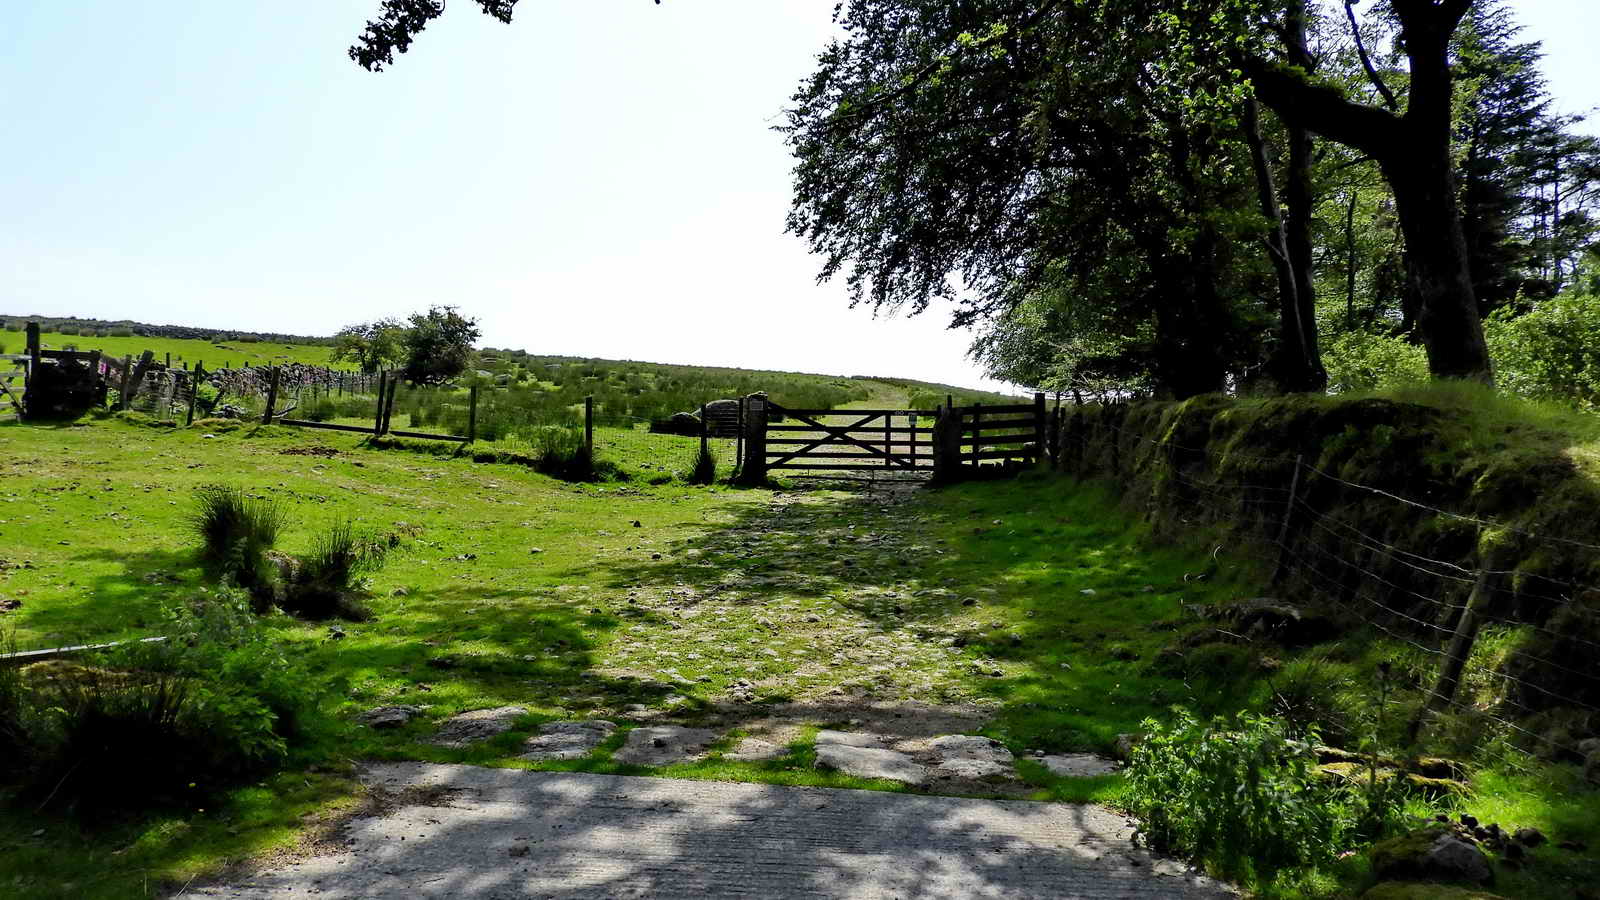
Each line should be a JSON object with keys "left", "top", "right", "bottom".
{"left": 261, "top": 366, "right": 280, "bottom": 425}
{"left": 932, "top": 406, "right": 949, "bottom": 484}
{"left": 735, "top": 396, "right": 746, "bottom": 475}
{"left": 372, "top": 371, "right": 387, "bottom": 435}
{"left": 1033, "top": 392, "right": 1046, "bottom": 465}
{"left": 1269, "top": 455, "right": 1306, "bottom": 587}
{"left": 186, "top": 363, "right": 203, "bottom": 425}
{"left": 585, "top": 396, "right": 594, "bottom": 457}
{"left": 970, "top": 403, "right": 982, "bottom": 468}
{"left": 699, "top": 402, "right": 709, "bottom": 460}
{"left": 381, "top": 375, "right": 398, "bottom": 434}
{"left": 1408, "top": 568, "right": 1492, "bottom": 745}
{"left": 468, "top": 385, "right": 479, "bottom": 443}
{"left": 736, "top": 392, "right": 768, "bottom": 485}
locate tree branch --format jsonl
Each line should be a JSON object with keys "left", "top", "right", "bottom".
{"left": 1242, "top": 57, "right": 1399, "bottom": 160}
{"left": 1343, "top": 1, "right": 1399, "bottom": 112}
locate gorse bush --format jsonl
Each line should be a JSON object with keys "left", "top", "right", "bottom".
{"left": 1124, "top": 709, "right": 1357, "bottom": 882}
{"left": 190, "top": 485, "right": 284, "bottom": 608}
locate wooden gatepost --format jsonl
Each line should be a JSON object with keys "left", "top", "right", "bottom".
{"left": 736, "top": 392, "right": 769, "bottom": 485}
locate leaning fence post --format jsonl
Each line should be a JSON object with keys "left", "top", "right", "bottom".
{"left": 261, "top": 366, "right": 280, "bottom": 425}
{"left": 1408, "top": 568, "right": 1492, "bottom": 746}
{"left": 468, "top": 385, "right": 479, "bottom": 443}
{"left": 381, "top": 375, "right": 398, "bottom": 435}
{"left": 1269, "top": 455, "right": 1306, "bottom": 587}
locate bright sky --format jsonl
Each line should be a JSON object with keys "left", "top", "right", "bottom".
{"left": 4, "top": 2, "right": 1598, "bottom": 391}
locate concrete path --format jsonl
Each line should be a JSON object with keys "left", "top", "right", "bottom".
{"left": 194, "top": 763, "right": 1233, "bottom": 899}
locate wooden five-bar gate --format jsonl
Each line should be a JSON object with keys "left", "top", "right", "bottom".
{"left": 736, "top": 392, "right": 1049, "bottom": 485}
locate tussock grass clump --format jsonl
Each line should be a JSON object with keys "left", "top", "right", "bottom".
{"left": 686, "top": 443, "right": 717, "bottom": 485}
{"left": 279, "top": 521, "right": 386, "bottom": 621}
{"left": 190, "top": 485, "right": 284, "bottom": 608}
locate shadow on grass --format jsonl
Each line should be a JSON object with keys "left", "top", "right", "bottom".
{"left": 573, "top": 474, "right": 1254, "bottom": 754}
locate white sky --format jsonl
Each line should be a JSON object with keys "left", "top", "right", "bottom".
{"left": 3, "top": 2, "right": 1597, "bottom": 391}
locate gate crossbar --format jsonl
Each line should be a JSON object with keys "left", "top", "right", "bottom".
{"left": 766, "top": 407, "right": 917, "bottom": 469}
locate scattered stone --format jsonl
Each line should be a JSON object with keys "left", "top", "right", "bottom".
{"left": 613, "top": 726, "right": 719, "bottom": 766}
{"left": 390, "top": 587, "right": 409, "bottom": 597}
{"left": 726, "top": 738, "right": 787, "bottom": 762}
{"left": 928, "top": 734, "right": 1014, "bottom": 766}
{"left": 1041, "top": 754, "right": 1119, "bottom": 777}
{"left": 1112, "top": 733, "right": 1141, "bottom": 761}
{"left": 815, "top": 742, "right": 928, "bottom": 786}
{"left": 429, "top": 706, "right": 529, "bottom": 748}
{"left": 508, "top": 844, "right": 530, "bottom": 858}
{"left": 519, "top": 720, "right": 616, "bottom": 762}
{"left": 1371, "top": 827, "right": 1494, "bottom": 885}
{"left": 816, "top": 730, "right": 886, "bottom": 749}
{"left": 935, "top": 758, "right": 1012, "bottom": 780}
{"left": 356, "top": 705, "right": 425, "bottom": 730}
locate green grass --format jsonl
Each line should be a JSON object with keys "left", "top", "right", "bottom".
{"left": 27, "top": 330, "right": 337, "bottom": 370}
{"left": 0, "top": 414, "right": 1595, "bottom": 897}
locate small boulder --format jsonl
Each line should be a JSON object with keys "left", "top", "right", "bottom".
{"left": 429, "top": 706, "right": 529, "bottom": 748}
{"left": 613, "top": 725, "right": 719, "bottom": 766}
{"left": 356, "top": 705, "right": 425, "bottom": 730}
{"left": 520, "top": 720, "right": 616, "bottom": 761}
{"left": 1112, "top": 733, "right": 1141, "bottom": 761}
{"left": 1512, "top": 827, "right": 1545, "bottom": 848}
{"left": 935, "top": 758, "right": 1013, "bottom": 780}
{"left": 1041, "top": 754, "right": 1119, "bottom": 777}
{"left": 928, "top": 734, "right": 1014, "bottom": 766}
{"left": 815, "top": 743, "right": 928, "bottom": 786}
{"left": 1371, "top": 827, "right": 1494, "bottom": 886}
{"left": 815, "top": 730, "right": 887, "bottom": 749}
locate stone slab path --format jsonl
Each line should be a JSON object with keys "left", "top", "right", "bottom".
{"left": 194, "top": 763, "right": 1233, "bottom": 899}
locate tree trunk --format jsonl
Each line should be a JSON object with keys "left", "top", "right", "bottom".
{"left": 1243, "top": 0, "right": 1493, "bottom": 383}
{"left": 1243, "top": 99, "right": 1323, "bottom": 393}
{"left": 1281, "top": 4, "right": 1328, "bottom": 391}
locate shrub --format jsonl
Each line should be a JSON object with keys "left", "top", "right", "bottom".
{"left": 12, "top": 591, "right": 315, "bottom": 813}
{"left": 279, "top": 521, "right": 386, "bottom": 620}
{"left": 190, "top": 485, "right": 284, "bottom": 608}
{"left": 1322, "top": 330, "right": 1430, "bottom": 393}
{"left": 56, "top": 326, "right": 80, "bottom": 336}
{"left": 107, "top": 326, "right": 134, "bottom": 337}
{"left": 686, "top": 443, "right": 717, "bottom": 485}
{"left": 1124, "top": 709, "right": 1352, "bottom": 881}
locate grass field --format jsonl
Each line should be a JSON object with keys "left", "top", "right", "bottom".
{"left": 2, "top": 412, "right": 1596, "bottom": 899}
{"left": 7, "top": 330, "right": 338, "bottom": 370}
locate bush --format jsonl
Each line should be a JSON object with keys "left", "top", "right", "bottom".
{"left": 1322, "top": 330, "right": 1430, "bottom": 393}
{"left": 1486, "top": 293, "right": 1600, "bottom": 409}
{"left": 190, "top": 485, "right": 284, "bottom": 608}
{"left": 279, "top": 521, "right": 386, "bottom": 621}
{"left": 107, "top": 326, "right": 134, "bottom": 337}
{"left": 11, "top": 591, "right": 316, "bottom": 813}
{"left": 1124, "top": 709, "right": 1354, "bottom": 881}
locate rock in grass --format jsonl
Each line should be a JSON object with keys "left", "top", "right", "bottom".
{"left": 815, "top": 743, "right": 928, "bottom": 786}
{"left": 815, "top": 730, "right": 887, "bottom": 749}
{"left": 929, "top": 734, "right": 1014, "bottom": 765}
{"left": 1513, "top": 827, "right": 1545, "bottom": 848}
{"left": 1041, "top": 754, "right": 1118, "bottom": 777}
{"left": 1371, "top": 826, "right": 1494, "bottom": 886}
{"left": 520, "top": 720, "right": 616, "bottom": 761}
{"left": 356, "top": 705, "right": 426, "bottom": 730}
{"left": 429, "top": 706, "right": 529, "bottom": 748}
{"left": 613, "top": 726, "right": 719, "bottom": 766}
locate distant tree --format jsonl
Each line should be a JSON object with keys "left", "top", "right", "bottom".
{"left": 401, "top": 307, "right": 480, "bottom": 385}
{"left": 348, "top": 0, "right": 659, "bottom": 72}
{"left": 330, "top": 319, "right": 406, "bottom": 374}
